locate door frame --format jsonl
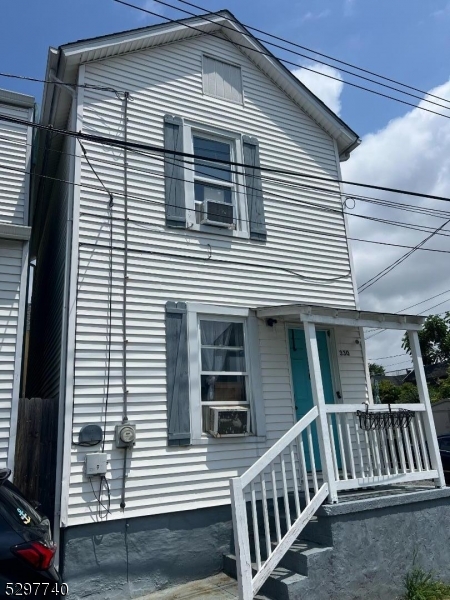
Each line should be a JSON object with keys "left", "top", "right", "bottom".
{"left": 284, "top": 323, "right": 343, "bottom": 425}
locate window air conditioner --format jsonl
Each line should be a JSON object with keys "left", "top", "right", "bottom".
{"left": 201, "top": 200, "right": 234, "bottom": 228}
{"left": 207, "top": 406, "right": 249, "bottom": 437}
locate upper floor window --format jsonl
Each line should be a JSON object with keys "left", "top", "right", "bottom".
{"left": 203, "top": 55, "right": 243, "bottom": 104}
{"left": 163, "top": 115, "right": 267, "bottom": 241}
{"left": 193, "top": 135, "right": 236, "bottom": 226}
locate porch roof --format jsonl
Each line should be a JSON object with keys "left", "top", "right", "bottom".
{"left": 255, "top": 303, "right": 425, "bottom": 331}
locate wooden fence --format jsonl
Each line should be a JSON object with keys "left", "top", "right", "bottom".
{"left": 14, "top": 397, "right": 58, "bottom": 524}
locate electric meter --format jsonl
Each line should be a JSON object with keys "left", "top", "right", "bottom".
{"left": 115, "top": 423, "right": 136, "bottom": 448}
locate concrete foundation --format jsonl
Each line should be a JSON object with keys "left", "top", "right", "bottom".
{"left": 61, "top": 487, "right": 450, "bottom": 600}
{"left": 309, "top": 487, "right": 450, "bottom": 600}
{"left": 61, "top": 505, "right": 233, "bottom": 600}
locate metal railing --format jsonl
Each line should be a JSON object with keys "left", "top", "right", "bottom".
{"left": 230, "top": 407, "right": 328, "bottom": 600}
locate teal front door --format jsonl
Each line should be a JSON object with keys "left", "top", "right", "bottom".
{"left": 289, "top": 328, "right": 337, "bottom": 471}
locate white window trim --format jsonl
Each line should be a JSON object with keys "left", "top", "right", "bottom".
{"left": 187, "top": 303, "right": 266, "bottom": 443}
{"left": 183, "top": 120, "right": 250, "bottom": 239}
{"left": 202, "top": 53, "right": 245, "bottom": 106}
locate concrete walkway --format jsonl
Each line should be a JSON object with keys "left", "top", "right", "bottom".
{"left": 137, "top": 573, "right": 269, "bottom": 600}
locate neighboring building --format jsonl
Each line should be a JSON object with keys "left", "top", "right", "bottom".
{"left": 26, "top": 12, "right": 449, "bottom": 600}
{"left": 0, "top": 88, "right": 34, "bottom": 473}
{"left": 432, "top": 398, "right": 450, "bottom": 436}
{"left": 404, "top": 361, "right": 449, "bottom": 384}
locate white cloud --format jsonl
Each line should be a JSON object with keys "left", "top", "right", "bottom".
{"left": 344, "top": 0, "right": 356, "bottom": 16}
{"left": 432, "top": 2, "right": 450, "bottom": 18}
{"left": 292, "top": 63, "right": 344, "bottom": 115}
{"left": 136, "top": 0, "right": 163, "bottom": 21}
{"left": 341, "top": 80, "right": 450, "bottom": 368}
{"left": 301, "top": 9, "right": 331, "bottom": 23}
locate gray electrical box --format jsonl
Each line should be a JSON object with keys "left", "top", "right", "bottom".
{"left": 85, "top": 452, "right": 108, "bottom": 476}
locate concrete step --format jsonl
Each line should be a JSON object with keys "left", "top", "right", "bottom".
{"left": 274, "top": 538, "right": 333, "bottom": 577}
{"left": 223, "top": 553, "right": 308, "bottom": 600}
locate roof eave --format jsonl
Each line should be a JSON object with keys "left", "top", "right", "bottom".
{"left": 50, "top": 11, "right": 359, "bottom": 157}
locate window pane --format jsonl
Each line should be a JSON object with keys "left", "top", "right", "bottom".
{"left": 201, "top": 374, "right": 247, "bottom": 402}
{"left": 194, "top": 136, "right": 232, "bottom": 182}
{"left": 201, "top": 348, "right": 246, "bottom": 372}
{"left": 200, "top": 321, "right": 244, "bottom": 347}
{"left": 195, "top": 182, "right": 232, "bottom": 204}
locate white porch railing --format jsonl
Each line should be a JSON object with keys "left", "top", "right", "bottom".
{"left": 230, "top": 406, "right": 328, "bottom": 600}
{"left": 230, "top": 323, "right": 446, "bottom": 600}
{"left": 326, "top": 404, "right": 440, "bottom": 490}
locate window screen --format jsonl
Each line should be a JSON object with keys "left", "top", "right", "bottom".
{"left": 203, "top": 56, "right": 243, "bottom": 104}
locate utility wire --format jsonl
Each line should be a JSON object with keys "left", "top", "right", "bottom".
{"left": 76, "top": 144, "right": 351, "bottom": 282}
{"left": 0, "top": 70, "right": 124, "bottom": 94}
{"left": 144, "top": 0, "right": 450, "bottom": 114}
{"left": 174, "top": 0, "right": 450, "bottom": 109}
{"left": 3, "top": 111, "right": 450, "bottom": 206}
{"left": 5, "top": 160, "right": 450, "bottom": 250}
{"left": 114, "top": 0, "right": 450, "bottom": 121}
{"left": 358, "top": 216, "right": 450, "bottom": 293}
{"left": 8, "top": 129, "right": 450, "bottom": 225}
{"left": 369, "top": 352, "right": 409, "bottom": 361}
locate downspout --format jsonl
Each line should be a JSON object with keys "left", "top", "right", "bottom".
{"left": 52, "top": 69, "right": 76, "bottom": 569}
{"left": 120, "top": 92, "right": 130, "bottom": 510}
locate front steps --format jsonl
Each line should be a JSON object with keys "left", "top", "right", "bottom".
{"left": 223, "top": 494, "right": 334, "bottom": 599}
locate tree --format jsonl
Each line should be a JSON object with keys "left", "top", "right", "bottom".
{"left": 402, "top": 313, "right": 450, "bottom": 365}
{"left": 378, "top": 379, "right": 401, "bottom": 404}
{"left": 369, "top": 363, "right": 385, "bottom": 376}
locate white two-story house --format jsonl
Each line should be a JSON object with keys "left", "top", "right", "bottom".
{"left": 26, "top": 11, "right": 449, "bottom": 600}
{"left": 0, "top": 88, "right": 33, "bottom": 473}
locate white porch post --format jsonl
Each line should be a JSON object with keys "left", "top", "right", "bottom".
{"left": 230, "top": 478, "right": 253, "bottom": 600}
{"left": 303, "top": 320, "right": 338, "bottom": 503}
{"left": 408, "top": 330, "right": 446, "bottom": 488}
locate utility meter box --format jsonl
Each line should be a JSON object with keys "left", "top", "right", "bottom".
{"left": 115, "top": 423, "right": 136, "bottom": 448}
{"left": 85, "top": 452, "right": 108, "bottom": 476}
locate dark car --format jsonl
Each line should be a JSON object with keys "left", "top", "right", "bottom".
{"left": 438, "top": 435, "right": 450, "bottom": 483}
{"left": 0, "top": 469, "right": 61, "bottom": 599}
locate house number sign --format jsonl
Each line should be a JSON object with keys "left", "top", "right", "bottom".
{"left": 339, "top": 349, "right": 350, "bottom": 357}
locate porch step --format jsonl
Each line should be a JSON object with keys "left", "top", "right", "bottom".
{"left": 274, "top": 539, "right": 333, "bottom": 576}
{"left": 224, "top": 537, "right": 333, "bottom": 600}
{"left": 223, "top": 553, "right": 308, "bottom": 600}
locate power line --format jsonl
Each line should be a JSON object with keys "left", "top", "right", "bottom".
{"left": 369, "top": 353, "right": 409, "bottom": 361}
{"left": 147, "top": 0, "right": 450, "bottom": 114}
{"left": 3, "top": 111, "right": 450, "bottom": 206}
{"left": 8, "top": 129, "right": 450, "bottom": 228}
{"left": 174, "top": 0, "right": 450, "bottom": 109}
{"left": 114, "top": 0, "right": 450, "bottom": 122}
{"left": 358, "top": 216, "right": 450, "bottom": 293}
{"left": 5, "top": 132, "right": 450, "bottom": 243}
{"left": 0, "top": 71, "right": 124, "bottom": 95}
{"left": 5, "top": 158, "right": 450, "bottom": 252}
{"left": 380, "top": 359, "right": 413, "bottom": 368}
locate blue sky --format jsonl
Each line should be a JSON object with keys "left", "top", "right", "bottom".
{"left": 2, "top": 0, "right": 450, "bottom": 368}
{"left": 1, "top": 0, "right": 450, "bottom": 135}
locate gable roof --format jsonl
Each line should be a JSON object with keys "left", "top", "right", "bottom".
{"left": 41, "top": 9, "right": 359, "bottom": 159}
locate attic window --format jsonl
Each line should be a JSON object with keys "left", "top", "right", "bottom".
{"left": 202, "top": 56, "right": 243, "bottom": 104}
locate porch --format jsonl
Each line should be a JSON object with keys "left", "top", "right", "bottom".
{"left": 228, "top": 304, "right": 446, "bottom": 600}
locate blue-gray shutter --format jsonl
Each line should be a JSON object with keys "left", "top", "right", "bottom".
{"left": 164, "top": 115, "right": 186, "bottom": 228}
{"left": 243, "top": 135, "right": 267, "bottom": 241}
{"left": 165, "top": 301, "right": 191, "bottom": 446}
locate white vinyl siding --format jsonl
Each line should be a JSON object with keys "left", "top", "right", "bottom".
{"left": 0, "top": 103, "right": 32, "bottom": 226}
{"left": 63, "top": 32, "right": 361, "bottom": 525}
{"left": 0, "top": 239, "right": 24, "bottom": 467}
{"left": 203, "top": 55, "right": 243, "bottom": 104}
